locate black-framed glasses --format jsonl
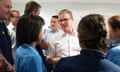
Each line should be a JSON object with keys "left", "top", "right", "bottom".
{"left": 59, "top": 18, "right": 70, "bottom": 23}
{"left": 13, "top": 16, "right": 20, "bottom": 19}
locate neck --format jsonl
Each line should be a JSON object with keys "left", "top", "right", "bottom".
{"left": 64, "top": 28, "right": 73, "bottom": 35}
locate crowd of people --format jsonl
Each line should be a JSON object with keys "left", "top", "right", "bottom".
{"left": 0, "top": 0, "right": 120, "bottom": 72}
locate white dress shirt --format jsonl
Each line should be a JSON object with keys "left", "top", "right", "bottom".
{"left": 47, "top": 30, "right": 81, "bottom": 58}
{"left": 7, "top": 23, "right": 16, "bottom": 49}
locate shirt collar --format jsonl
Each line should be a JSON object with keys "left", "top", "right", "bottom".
{"left": 81, "top": 48, "right": 106, "bottom": 58}
{"left": 62, "top": 29, "right": 78, "bottom": 37}
{"left": 49, "top": 28, "right": 59, "bottom": 33}
{"left": 9, "top": 23, "right": 16, "bottom": 29}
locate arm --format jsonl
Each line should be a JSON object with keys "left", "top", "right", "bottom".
{"left": 47, "top": 40, "right": 61, "bottom": 65}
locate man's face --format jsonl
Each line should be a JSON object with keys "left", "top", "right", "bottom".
{"left": 0, "top": 0, "right": 12, "bottom": 20}
{"left": 10, "top": 11, "right": 20, "bottom": 27}
{"left": 58, "top": 13, "right": 73, "bottom": 32}
{"left": 107, "top": 24, "right": 117, "bottom": 40}
{"left": 50, "top": 17, "right": 60, "bottom": 31}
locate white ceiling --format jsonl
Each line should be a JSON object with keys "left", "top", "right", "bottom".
{"left": 12, "top": 0, "right": 120, "bottom": 29}
{"left": 12, "top": 0, "right": 120, "bottom": 4}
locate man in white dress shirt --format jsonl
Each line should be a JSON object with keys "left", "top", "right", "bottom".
{"left": 47, "top": 9, "right": 81, "bottom": 66}
{"left": 7, "top": 10, "right": 20, "bottom": 55}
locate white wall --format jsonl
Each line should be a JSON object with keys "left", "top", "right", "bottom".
{"left": 12, "top": 1, "right": 120, "bottom": 29}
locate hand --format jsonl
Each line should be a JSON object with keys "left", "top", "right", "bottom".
{"left": 0, "top": 55, "right": 8, "bottom": 71}
{"left": 7, "top": 65, "right": 15, "bottom": 72}
{"left": 47, "top": 57, "right": 61, "bottom": 65}
{"left": 0, "top": 54, "right": 15, "bottom": 72}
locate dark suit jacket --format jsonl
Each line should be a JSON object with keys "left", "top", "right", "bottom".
{"left": 54, "top": 49, "right": 120, "bottom": 72}
{"left": 0, "top": 22, "right": 14, "bottom": 65}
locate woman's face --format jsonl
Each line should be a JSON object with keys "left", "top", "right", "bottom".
{"left": 107, "top": 24, "right": 117, "bottom": 40}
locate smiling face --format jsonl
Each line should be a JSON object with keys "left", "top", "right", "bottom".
{"left": 0, "top": 0, "right": 12, "bottom": 20}
{"left": 10, "top": 11, "right": 20, "bottom": 27}
{"left": 58, "top": 13, "right": 73, "bottom": 33}
{"left": 50, "top": 17, "right": 60, "bottom": 31}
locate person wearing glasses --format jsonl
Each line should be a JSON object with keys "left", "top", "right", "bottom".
{"left": 23, "top": 1, "right": 47, "bottom": 66}
{"left": 0, "top": 0, "right": 14, "bottom": 71}
{"left": 7, "top": 10, "right": 20, "bottom": 56}
{"left": 47, "top": 9, "right": 81, "bottom": 67}
{"left": 54, "top": 14, "right": 120, "bottom": 72}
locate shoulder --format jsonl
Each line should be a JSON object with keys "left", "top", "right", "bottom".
{"left": 15, "top": 45, "right": 43, "bottom": 64}
{"left": 108, "top": 46, "right": 120, "bottom": 54}
{"left": 15, "top": 45, "right": 34, "bottom": 57}
{"left": 61, "top": 56, "right": 76, "bottom": 61}
{"left": 54, "top": 55, "right": 80, "bottom": 72}
{"left": 57, "top": 55, "right": 80, "bottom": 65}
{"left": 100, "top": 59, "right": 120, "bottom": 72}
{"left": 44, "top": 28, "right": 51, "bottom": 33}
{"left": 15, "top": 54, "right": 44, "bottom": 72}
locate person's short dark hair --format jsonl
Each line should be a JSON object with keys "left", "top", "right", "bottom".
{"left": 52, "top": 15, "right": 58, "bottom": 19}
{"left": 16, "top": 14, "right": 44, "bottom": 45}
{"left": 77, "top": 14, "right": 108, "bottom": 50}
{"left": 108, "top": 15, "right": 120, "bottom": 31}
{"left": 24, "top": 1, "right": 41, "bottom": 14}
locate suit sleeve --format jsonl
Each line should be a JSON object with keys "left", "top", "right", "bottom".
{"left": 54, "top": 58, "right": 72, "bottom": 72}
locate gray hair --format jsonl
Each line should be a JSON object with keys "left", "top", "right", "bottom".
{"left": 58, "top": 9, "right": 73, "bottom": 19}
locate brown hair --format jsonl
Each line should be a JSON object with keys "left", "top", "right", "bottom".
{"left": 108, "top": 15, "right": 120, "bottom": 31}
{"left": 24, "top": 1, "right": 41, "bottom": 15}
{"left": 77, "top": 14, "right": 108, "bottom": 51}
{"left": 16, "top": 14, "right": 44, "bottom": 46}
